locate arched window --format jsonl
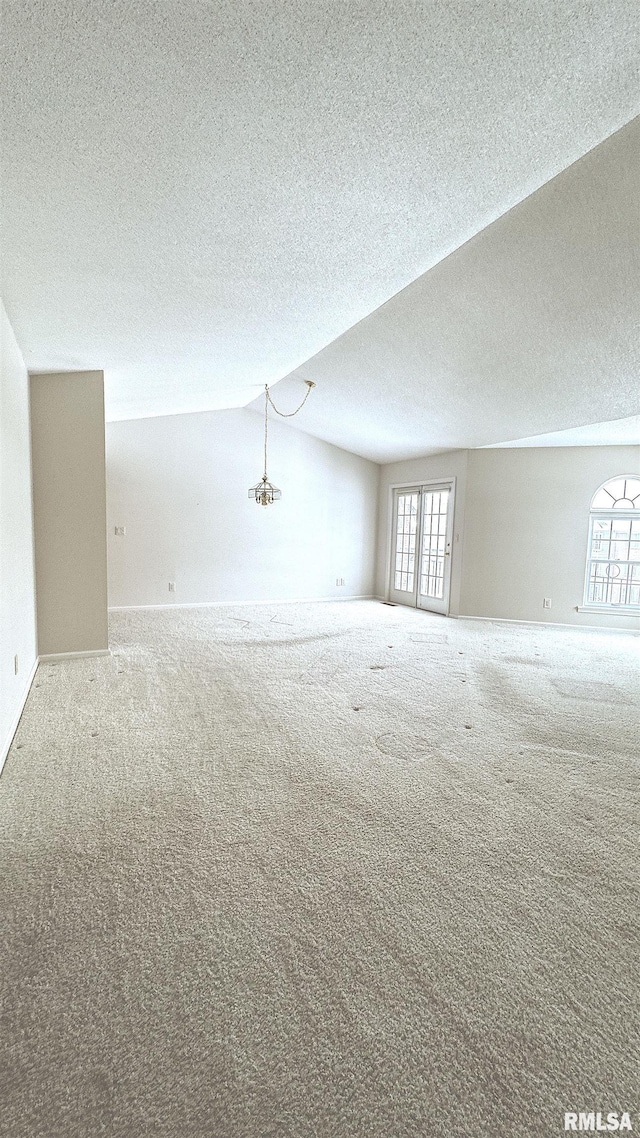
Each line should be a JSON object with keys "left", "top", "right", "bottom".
{"left": 584, "top": 477, "right": 640, "bottom": 609}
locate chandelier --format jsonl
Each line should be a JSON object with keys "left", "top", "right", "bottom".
{"left": 249, "top": 379, "right": 315, "bottom": 506}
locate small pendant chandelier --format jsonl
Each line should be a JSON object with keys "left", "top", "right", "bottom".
{"left": 249, "top": 475, "right": 281, "bottom": 506}
{"left": 249, "top": 379, "right": 315, "bottom": 506}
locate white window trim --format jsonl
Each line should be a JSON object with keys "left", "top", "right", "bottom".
{"left": 573, "top": 605, "right": 637, "bottom": 614}
{"left": 582, "top": 506, "right": 640, "bottom": 612}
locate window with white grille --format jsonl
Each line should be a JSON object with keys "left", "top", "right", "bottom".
{"left": 420, "top": 488, "right": 450, "bottom": 600}
{"left": 584, "top": 477, "right": 640, "bottom": 609}
{"left": 393, "top": 492, "right": 418, "bottom": 592}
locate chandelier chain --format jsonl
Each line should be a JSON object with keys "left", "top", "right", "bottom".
{"left": 263, "top": 387, "right": 269, "bottom": 479}
{"left": 250, "top": 380, "right": 315, "bottom": 505}
{"left": 265, "top": 381, "right": 314, "bottom": 418}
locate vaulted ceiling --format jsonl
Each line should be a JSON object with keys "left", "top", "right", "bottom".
{"left": 1, "top": 1, "right": 638, "bottom": 462}
{"left": 261, "top": 120, "right": 640, "bottom": 461}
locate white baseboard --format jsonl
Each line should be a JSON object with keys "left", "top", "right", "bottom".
{"left": 39, "top": 649, "right": 112, "bottom": 662}
{"left": 458, "top": 614, "right": 639, "bottom": 635}
{"left": 109, "top": 595, "right": 378, "bottom": 613}
{"left": 0, "top": 656, "right": 39, "bottom": 776}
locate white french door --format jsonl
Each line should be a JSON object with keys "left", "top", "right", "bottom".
{"left": 388, "top": 482, "right": 454, "bottom": 614}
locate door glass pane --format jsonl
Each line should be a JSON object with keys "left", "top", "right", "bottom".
{"left": 394, "top": 493, "right": 418, "bottom": 592}
{"left": 419, "top": 489, "right": 449, "bottom": 598}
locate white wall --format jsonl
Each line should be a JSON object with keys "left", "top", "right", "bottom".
{"left": 376, "top": 450, "right": 468, "bottom": 614}
{"left": 460, "top": 445, "right": 640, "bottom": 630}
{"left": 0, "top": 301, "right": 37, "bottom": 766}
{"left": 106, "top": 408, "right": 379, "bottom": 607}
{"left": 377, "top": 444, "right": 639, "bottom": 630}
{"left": 30, "top": 371, "right": 109, "bottom": 656}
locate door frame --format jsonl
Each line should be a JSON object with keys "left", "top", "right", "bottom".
{"left": 385, "top": 477, "right": 457, "bottom": 616}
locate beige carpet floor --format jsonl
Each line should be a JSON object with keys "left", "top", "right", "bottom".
{"left": 1, "top": 600, "right": 638, "bottom": 1137}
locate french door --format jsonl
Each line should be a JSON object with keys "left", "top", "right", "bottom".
{"left": 388, "top": 482, "right": 454, "bottom": 614}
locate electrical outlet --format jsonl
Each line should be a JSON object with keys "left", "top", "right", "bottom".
{"left": 543, "top": 598, "right": 552, "bottom": 609}
{"left": 14, "top": 654, "right": 19, "bottom": 675}
{"left": 168, "top": 581, "right": 176, "bottom": 592}
{"left": 336, "top": 577, "right": 345, "bottom": 587}
{"left": 114, "top": 525, "right": 126, "bottom": 536}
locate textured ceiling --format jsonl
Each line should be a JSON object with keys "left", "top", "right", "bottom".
{"left": 483, "top": 415, "right": 640, "bottom": 449}
{"left": 260, "top": 118, "right": 640, "bottom": 462}
{"left": 1, "top": 0, "right": 639, "bottom": 440}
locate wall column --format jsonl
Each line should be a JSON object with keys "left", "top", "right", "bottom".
{"left": 30, "top": 371, "right": 109, "bottom": 657}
